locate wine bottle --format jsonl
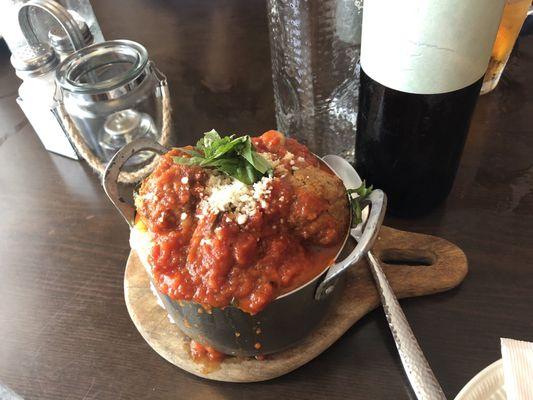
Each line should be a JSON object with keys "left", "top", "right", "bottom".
{"left": 355, "top": 0, "right": 506, "bottom": 216}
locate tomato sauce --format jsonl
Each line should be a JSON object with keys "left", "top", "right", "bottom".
{"left": 136, "top": 131, "right": 349, "bottom": 314}
{"left": 189, "top": 340, "right": 226, "bottom": 363}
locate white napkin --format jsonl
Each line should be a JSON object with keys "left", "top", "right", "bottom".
{"left": 501, "top": 338, "right": 533, "bottom": 400}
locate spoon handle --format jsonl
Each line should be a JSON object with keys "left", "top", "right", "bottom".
{"left": 366, "top": 251, "right": 447, "bottom": 400}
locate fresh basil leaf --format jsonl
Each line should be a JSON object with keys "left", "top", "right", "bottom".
{"left": 172, "top": 156, "right": 204, "bottom": 166}
{"left": 179, "top": 148, "right": 203, "bottom": 157}
{"left": 233, "top": 161, "right": 258, "bottom": 185}
{"left": 347, "top": 182, "right": 373, "bottom": 199}
{"left": 198, "top": 129, "right": 222, "bottom": 156}
{"left": 354, "top": 200, "right": 362, "bottom": 225}
{"left": 172, "top": 131, "right": 271, "bottom": 184}
{"left": 238, "top": 137, "right": 253, "bottom": 161}
{"left": 347, "top": 180, "right": 373, "bottom": 226}
{"left": 216, "top": 160, "right": 242, "bottom": 181}
{"left": 211, "top": 136, "right": 247, "bottom": 160}
{"left": 239, "top": 138, "right": 271, "bottom": 174}
{"left": 204, "top": 158, "right": 240, "bottom": 169}
{"left": 251, "top": 152, "right": 271, "bottom": 174}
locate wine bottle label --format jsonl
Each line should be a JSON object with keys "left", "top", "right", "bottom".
{"left": 361, "top": 0, "right": 506, "bottom": 94}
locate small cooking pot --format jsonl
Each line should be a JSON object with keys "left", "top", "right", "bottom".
{"left": 103, "top": 138, "right": 386, "bottom": 356}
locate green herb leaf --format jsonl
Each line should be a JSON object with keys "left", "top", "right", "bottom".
{"left": 172, "top": 130, "right": 272, "bottom": 184}
{"left": 197, "top": 129, "right": 222, "bottom": 156}
{"left": 179, "top": 148, "right": 203, "bottom": 157}
{"left": 172, "top": 155, "right": 204, "bottom": 166}
{"left": 234, "top": 162, "right": 259, "bottom": 185}
{"left": 347, "top": 181, "right": 373, "bottom": 226}
{"left": 238, "top": 137, "right": 271, "bottom": 174}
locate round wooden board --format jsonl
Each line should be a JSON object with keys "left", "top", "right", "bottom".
{"left": 124, "top": 226, "right": 467, "bottom": 382}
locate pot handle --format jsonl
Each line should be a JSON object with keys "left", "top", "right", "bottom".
{"left": 102, "top": 138, "right": 168, "bottom": 227}
{"left": 315, "top": 189, "right": 387, "bottom": 300}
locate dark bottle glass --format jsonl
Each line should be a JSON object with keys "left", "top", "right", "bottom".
{"left": 355, "top": 0, "right": 506, "bottom": 216}
{"left": 355, "top": 69, "right": 483, "bottom": 216}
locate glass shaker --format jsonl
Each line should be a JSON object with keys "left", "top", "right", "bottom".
{"left": 55, "top": 40, "right": 169, "bottom": 170}
{"left": 0, "top": 0, "right": 103, "bottom": 57}
{"left": 17, "top": 0, "right": 103, "bottom": 50}
{"left": 0, "top": 0, "right": 30, "bottom": 56}
{"left": 10, "top": 44, "right": 79, "bottom": 159}
{"left": 267, "top": 0, "right": 363, "bottom": 162}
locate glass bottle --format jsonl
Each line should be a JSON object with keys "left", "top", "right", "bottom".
{"left": 266, "top": 0, "right": 363, "bottom": 162}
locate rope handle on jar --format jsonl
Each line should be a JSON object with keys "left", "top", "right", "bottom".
{"left": 53, "top": 62, "right": 172, "bottom": 184}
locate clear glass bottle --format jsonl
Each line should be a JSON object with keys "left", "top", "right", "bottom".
{"left": 267, "top": 0, "right": 363, "bottom": 162}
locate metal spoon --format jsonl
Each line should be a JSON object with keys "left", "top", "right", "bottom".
{"left": 323, "top": 155, "right": 447, "bottom": 400}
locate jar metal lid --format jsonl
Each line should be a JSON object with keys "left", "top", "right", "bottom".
{"left": 10, "top": 45, "right": 59, "bottom": 78}
{"left": 56, "top": 40, "right": 149, "bottom": 101}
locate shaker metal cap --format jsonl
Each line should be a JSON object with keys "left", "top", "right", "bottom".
{"left": 10, "top": 45, "right": 59, "bottom": 77}
{"left": 49, "top": 13, "right": 93, "bottom": 54}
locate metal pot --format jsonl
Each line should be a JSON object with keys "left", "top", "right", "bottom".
{"left": 103, "top": 138, "right": 386, "bottom": 357}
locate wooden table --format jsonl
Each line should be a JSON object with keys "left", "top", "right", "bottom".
{"left": 1, "top": 1, "right": 532, "bottom": 399}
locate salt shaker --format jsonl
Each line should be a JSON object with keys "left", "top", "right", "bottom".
{"left": 11, "top": 45, "right": 78, "bottom": 159}
{"left": 48, "top": 12, "right": 94, "bottom": 61}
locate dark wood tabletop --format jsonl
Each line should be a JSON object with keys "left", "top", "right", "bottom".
{"left": 1, "top": 1, "right": 532, "bottom": 399}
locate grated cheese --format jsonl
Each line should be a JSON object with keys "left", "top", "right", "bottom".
{"left": 261, "top": 151, "right": 295, "bottom": 168}
{"left": 260, "top": 152, "right": 280, "bottom": 167}
{"left": 198, "top": 172, "right": 273, "bottom": 223}
{"left": 282, "top": 152, "right": 294, "bottom": 161}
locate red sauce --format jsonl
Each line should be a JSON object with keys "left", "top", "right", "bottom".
{"left": 189, "top": 340, "right": 226, "bottom": 363}
{"left": 137, "top": 131, "right": 349, "bottom": 314}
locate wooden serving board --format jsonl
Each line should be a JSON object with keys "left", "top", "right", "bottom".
{"left": 124, "top": 226, "right": 467, "bottom": 382}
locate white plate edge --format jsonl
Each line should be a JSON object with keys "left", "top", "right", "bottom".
{"left": 454, "top": 359, "right": 505, "bottom": 400}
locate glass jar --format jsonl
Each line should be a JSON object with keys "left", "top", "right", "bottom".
{"left": 55, "top": 40, "right": 166, "bottom": 168}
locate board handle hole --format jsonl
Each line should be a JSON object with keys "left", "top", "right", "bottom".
{"left": 379, "top": 249, "right": 436, "bottom": 267}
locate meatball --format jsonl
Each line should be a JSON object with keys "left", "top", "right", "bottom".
{"left": 287, "top": 166, "right": 349, "bottom": 246}
{"left": 136, "top": 149, "right": 208, "bottom": 234}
